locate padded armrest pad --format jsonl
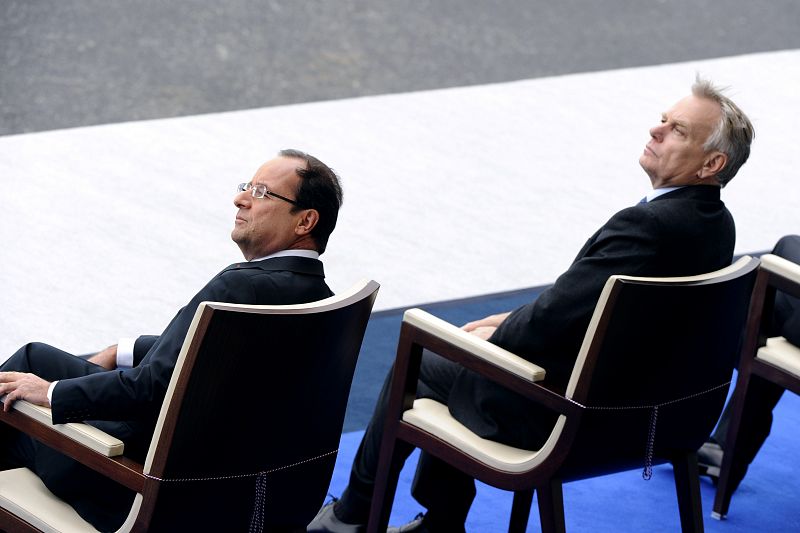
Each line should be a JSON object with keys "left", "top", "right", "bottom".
{"left": 9, "top": 399, "right": 124, "bottom": 457}
{"left": 762, "top": 254, "right": 800, "bottom": 285}
{"left": 403, "top": 308, "right": 546, "bottom": 382}
{"left": 757, "top": 336, "right": 800, "bottom": 379}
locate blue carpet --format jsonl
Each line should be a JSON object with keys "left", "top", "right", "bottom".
{"left": 342, "top": 285, "right": 549, "bottom": 433}
{"left": 334, "top": 258, "right": 799, "bottom": 530}
{"left": 328, "top": 389, "right": 800, "bottom": 531}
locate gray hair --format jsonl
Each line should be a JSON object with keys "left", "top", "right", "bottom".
{"left": 692, "top": 76, "right": 755, "bottom": 187}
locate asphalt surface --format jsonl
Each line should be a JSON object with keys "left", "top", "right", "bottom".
{"left": 2, "top": 0, "right": 800, "bottom": 135}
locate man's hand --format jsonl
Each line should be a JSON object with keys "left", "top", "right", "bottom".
{"left": 88, "top": 344, "right": 118, "bottom": 370}
{"left": 461, "top": 311, "right": 511, "bottom": 340}
{"left": 466, "top": 326, "right": 497, "bottom": 340}
{"left": 0, "top": 372, "right": 51, "bottom": 411}
{"left": 461, "top": 311, "right": 512, "bottom": 331}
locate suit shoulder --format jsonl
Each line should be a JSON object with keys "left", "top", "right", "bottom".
{"left": 603, "top": 203, "right": 661, "bottom": 232}
{"left": 639, "top": 191, "right": 731, "bottom": 221}
{"left": 214, "top": 265, "right": 286, "bottom": 291}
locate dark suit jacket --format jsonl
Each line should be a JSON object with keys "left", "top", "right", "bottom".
{"left": 52, "top": 255, "right": 333, "bottom": 459}
{"left": 23, "top": 255, "right": 333, "bottom": 530}
{"left": 448, "top": 185, "right": 736, "bottom": 449}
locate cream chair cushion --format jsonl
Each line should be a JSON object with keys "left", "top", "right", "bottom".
{"left": 757, "top": 336, "right": 800, "bottom": 378}
{"left": 403, "top": 398, "right": 567, "bottom": 474}
{"left": 0, "top": 468, "right": 96, "bottom": 533}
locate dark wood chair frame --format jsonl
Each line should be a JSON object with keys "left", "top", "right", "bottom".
{"left": 0, "top": 279, "right": 380, "bottom": 533}
{"left": 366, "top": 258, "right": 759, "bottom": 533}
{"left": 712, "top": 254, "right": 800, "bottom": 519}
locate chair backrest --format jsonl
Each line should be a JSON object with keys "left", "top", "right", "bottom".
{"left": 553, "top": 257, "right": 760, "bottom": 479}
{"left": 124, "top": 279, "right": 379, "bottom": 532}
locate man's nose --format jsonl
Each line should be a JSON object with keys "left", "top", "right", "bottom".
{"left": 234, "top": 190, "right": 251, "bottom": 208}
{"left": 649, "top": 123, "right": 665, "bottom": 141}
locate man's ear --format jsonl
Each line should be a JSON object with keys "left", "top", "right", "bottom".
{"left": 700, "top": 151, "right": 728, "bottom": 180}
{"left": 295, "top": 209, "right": 320, "bottom": 236}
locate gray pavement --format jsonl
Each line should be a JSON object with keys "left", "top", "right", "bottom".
{"left": 2, "top": 0, "right": 800, "bottom": 135}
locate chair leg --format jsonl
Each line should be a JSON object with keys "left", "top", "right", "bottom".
{"left": 712, "top": 372, "right": 753, "bottom": 520}
{"left": 509, "top": 489, "right": 534, "bottom": 533}
{"left": 672, "top": 452, "right": 704, "bottom": 533}
{"left": 536, "top": 479, "right": 566, "bottom": 533}
{"left": 366, "top": 436, "right": 403, "bottom": 533}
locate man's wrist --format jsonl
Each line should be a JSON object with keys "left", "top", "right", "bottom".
{"left": 47, "top": 381, "right": 58, "bottom": 405}
{"left": 117, "top": 337, "right": 135, "bottom": 368}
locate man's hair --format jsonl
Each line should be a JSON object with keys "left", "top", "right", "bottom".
{"left": 279, "top": 148, "right": 343, "bottom": 254}
{"left": 692, "top": 77, "right": 755, "bottom": 187}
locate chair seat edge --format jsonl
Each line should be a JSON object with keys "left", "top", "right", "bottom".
{"left": 757, "top": 336, "right": 800, "bottom": 378}
{"left": 0, "top": 467, "right": 97, "bottom": 533}
{"left": 403, "top": 398, "right": 558, "bottom": 473}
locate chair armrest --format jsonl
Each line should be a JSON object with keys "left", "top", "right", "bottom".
{"left": 762, "top": 254, "right": 800, "bottom": 297}
{"left": 762, "top": 254, "right": 800, "bottom": 283}
{"left": 9, "top": 399, "right": 124, "bottom": 457}
{"left": 400, "top": 309, "right": 578, "bottom": 417}
{"left": 403, "top": 308, "right": 546, "bottom": 382}
{"left": 0, "top": 398, "right": 146, "bottom": 492}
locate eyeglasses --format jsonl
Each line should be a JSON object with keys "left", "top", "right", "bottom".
{"left": 237, "top": 182, "right": 299, "bottom": 206}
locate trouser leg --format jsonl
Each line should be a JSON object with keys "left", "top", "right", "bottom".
{"left": 0, "top": 343, "right": 131, "bottom": 532}
{"left": 0, "top": 341, "right": 104, "bottom": 379}
{"left": 711, "top": 374, "right": 785, "bottom": 492}
{"left": 410, "top": 451, "right": 475, "bottom": 532}
{"left": 336, "top": 349, "right": 464, "bottom": 524}
{"left": 336, "top": 363, "right": 410, "bottom": 523}
{"left": 1, "top": 342, "right": 103, "bottom": 467}
{"left": 707, "top": 236, "right": 800, "bottom": 488}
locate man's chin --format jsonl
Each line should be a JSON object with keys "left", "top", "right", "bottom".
{"left": 638, "top": 164, "right": 658, "bottom": 186}
{"left": 231, "top": 232, "right": 245, "bottom": 249}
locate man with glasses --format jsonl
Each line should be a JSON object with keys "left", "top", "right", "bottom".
{"left": 0, "top": 148, "right": 343, "bottom": 531}
{"left": 309, "top": 78, "right": 755, "bottom": 533}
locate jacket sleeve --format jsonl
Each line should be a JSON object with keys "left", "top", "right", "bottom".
{"left": 132, "top": 335, "right": 159, "bottom": 366}
{"left": 50, "top": 269, "right": 257, "bottom": 424}
{"left": 488, "top": 206, "right": 662, "bottom": 385}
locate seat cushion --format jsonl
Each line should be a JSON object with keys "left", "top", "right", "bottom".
{"left": 402, "top": 398, "right": 545, "bottom": 473}
{"left": 0, "top": 467, "right": 96, "bottom": 533}
{"left": 757, "top": 336, "right": 800, "bottom": 378}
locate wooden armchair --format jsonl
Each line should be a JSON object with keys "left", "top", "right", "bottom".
{"left": 0, "top": 279, "right": 380, "bottom": 533}
{"left": 712, "top": 253, "right": 800, "bottom": 519}
{"left": 367, "top": 257, "right": 759, "bottom": 533}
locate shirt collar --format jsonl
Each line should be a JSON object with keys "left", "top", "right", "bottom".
{"left": 249, "top": 249, "right": 320, "bottom": 262}
{"left": 645, "top": 186, "right": 686, "bottom": 203}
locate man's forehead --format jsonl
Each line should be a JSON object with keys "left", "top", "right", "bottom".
{"left": 253, "top": 156, "right": 302, "bottom": 184}
{"left": 666, "top": 96, "right": 719, "bottom": 121}
{"left": 663, "top": 95, "right": 720, "bottom": 133}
